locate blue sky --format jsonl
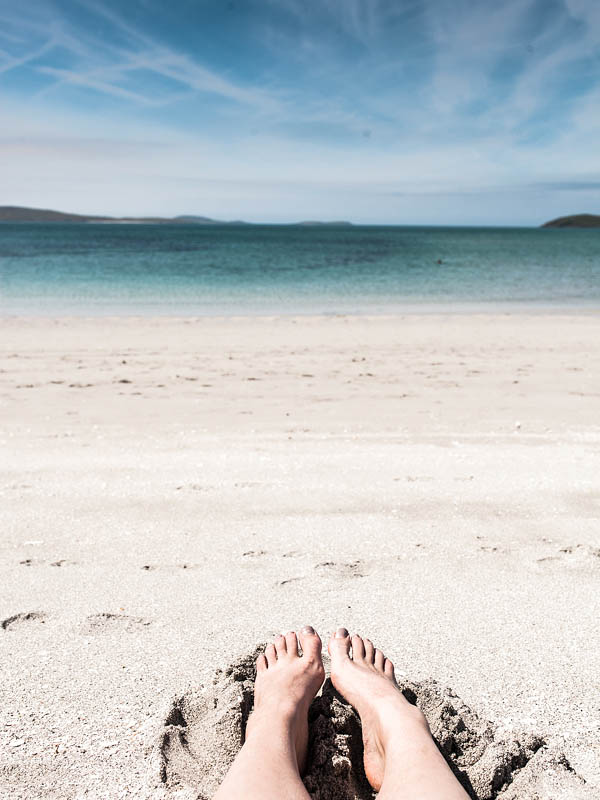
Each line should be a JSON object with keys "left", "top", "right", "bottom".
{"left": 0, "top": 0, "right": 599, "bottom": 224}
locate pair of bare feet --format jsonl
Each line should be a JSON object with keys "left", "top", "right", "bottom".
{"left": 214, "top": 627, "right": 470, "bottom": 799}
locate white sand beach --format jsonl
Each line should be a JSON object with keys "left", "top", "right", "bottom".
{"left": 1, "top": 313, "right": 599, "bottom": 798}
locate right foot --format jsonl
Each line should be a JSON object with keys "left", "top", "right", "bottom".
{"left": 328, "top": 628, "right": 432, "bottom": 791}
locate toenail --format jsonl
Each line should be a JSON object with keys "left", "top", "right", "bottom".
{"left": 301, "top": 625, "right": 315, "bottom": 634}
{"left": 335, "top": 627, "right": 349, "bottom": 638}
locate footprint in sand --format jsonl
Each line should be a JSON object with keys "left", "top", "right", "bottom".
{"left": 175, "top": 484, "right": 217, "bottom": 493}
{"left": 80, "top": 613, "right": 151, "bottom": 634}
{"left": 151, "top": 647, "right": 590, "bottom": 800}
{"left": 315, "top": 560, "right": 367, "bottom": 578}
{"left": 537, "top": 544, "right": 600, "bottom": 568}
{"left": 141, "top": 563, "right": 202, "bottom": 572}
{"left": 277, "top": 576, "right": 304, "bottom": 587}
{"left": 1, "top": 611, "right": 47, "bottom": 631}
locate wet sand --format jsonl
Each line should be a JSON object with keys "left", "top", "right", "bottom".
{"left": 1, "top": 314, "right": 599, "bottom": 798}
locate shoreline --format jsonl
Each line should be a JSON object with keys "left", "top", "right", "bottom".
{"left": 2, "top": 304, "right": 600, "bottom": 320}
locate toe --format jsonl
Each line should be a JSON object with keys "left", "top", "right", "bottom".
{"left": 299, "top": 625, "right": 322, "bottom": 662}
{"left": 265, "top": 643, "right": 277, "bottom": 667}
{"left": 384, "top": 658, "right": 396, "bottom": 681}
{"left": 256, "top": 653, "right": 268, "bottom": 672}
{"left": 285, "top": 631, "right": 298, "bottom": 657}
{"left": 363, "top": 638, "right": 375, "bottom": 663}
{"left": 328, "top": 627, "right": 351, "bottom": 660}
{"left": 374, "top": 648, "right": 385, "bottom": 671}
{"left": 351, "top": 634, "right": 366, "bottom": 661}
{"left": 274, "top": 634, "right": 287, "bottom": 657}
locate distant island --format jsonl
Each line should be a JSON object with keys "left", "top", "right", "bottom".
{"left": 294, "top": 220, "right": 353, "bottom": 227}
{"left": 0, "top": 206, "right": 229, "bottom": 224}
{"left": 0, "top": 206, "right": 352, "bottom": 226}
{"left": 542, "top": 214, "right": 600, "bottom": 228}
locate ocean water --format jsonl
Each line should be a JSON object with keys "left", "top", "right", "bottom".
{"left": 0, "top": 223, "right": 598, "bottom": 315}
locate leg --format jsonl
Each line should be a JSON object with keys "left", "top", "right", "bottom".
{"left": 329, "top": 628, "right": 470, "bottom": 800}
{"left": 214, "top": 626, "right": 325, "bottom": 800}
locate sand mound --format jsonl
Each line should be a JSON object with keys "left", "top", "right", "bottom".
{"left": 150, "top": 647, "right": 590, "bottom": 800}
{"left": 80, "top": 612, "right": 151, "bottom": 634}
{"left": 151, "top": 649, "right": 259, "bottom": 800}
{"left": 401, "top": 678, "right": 588, "bottom": 799}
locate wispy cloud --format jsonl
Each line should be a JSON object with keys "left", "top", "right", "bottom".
{"left": 0, "top": 0, "right": 282, "bottom": 112}
{"left": 0, "top": 35, "right": 56, "bottom": 74}
{"left": 39, "top": 65, "right": 177, "bottom": 105}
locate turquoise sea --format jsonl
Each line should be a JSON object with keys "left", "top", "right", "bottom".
{"left": 0, "top": 223, "right": 598, "bottom": 315}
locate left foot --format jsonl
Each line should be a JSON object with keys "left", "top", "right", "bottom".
{"left": 246, "top": 626, "right": 325, "bottom": 773}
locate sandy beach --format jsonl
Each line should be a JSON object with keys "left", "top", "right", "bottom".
{"left": 1, "top": 313, "right": 599, "bottom": 798}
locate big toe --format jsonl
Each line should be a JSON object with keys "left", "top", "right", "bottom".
{"left": 299, "top": 625, "right": 322, "bottom": 662}
{"left": 328, "top": 627, "right": 351, "bottom": 662}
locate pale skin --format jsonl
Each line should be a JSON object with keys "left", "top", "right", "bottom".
{"left": 213, "top": 625, "right": 470, "bottom": 800}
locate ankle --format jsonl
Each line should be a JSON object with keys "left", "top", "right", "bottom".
{"left": 377, "top": 700, "right": 432, "bottom": 748}
{"left": 372, "top": 690, "right": 428, "bottom": 724}
{"left": 248, "top": 699, "right": 303, "bottom": 733}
